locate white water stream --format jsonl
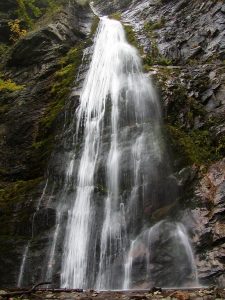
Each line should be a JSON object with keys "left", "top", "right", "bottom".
{"left": 61, "top": 16, "right": 164, "bottom": 289}
{"left": 16, "top": 16, "right": 198, "bottom": 289}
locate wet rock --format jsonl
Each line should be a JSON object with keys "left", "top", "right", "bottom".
{"left": 221, "top": 5, "right": 225, "bottom": 14}
{"left": 0, "top": 0, "right": 93, "bottom": 288}
{"left": 201, "top": 89, "right": 214, "bottom": 103}
{"left": 7, "top": 8, "right": 87, "bottom": 67}
{"left": 32, "top": 208, "right": 56, "bottom": 236}
{"left": 176, "top": 166, "right": 197, "bottom": 186}
{"left": 126, "top": 221, "right": 197, "bottom": 288}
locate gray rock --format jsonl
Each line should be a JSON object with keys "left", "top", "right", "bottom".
{"left": 221, "top": 5, "right": 225, "bottom": 13}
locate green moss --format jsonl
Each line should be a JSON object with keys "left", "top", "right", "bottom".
{"left": 17, "top": 0, "right": 41, "bottom": 28}
{"left": 40, "top": 45, "right": 83, "bottom": 132}
{"left": 109, "top": 12, "right": 122, "bottom": 21}
{"left": 0, "top": 178, "right": 42, "bottom": 236}
{"left": 15, "top": 0, "right": 67, "bottom": 31}
{"left": 0, "top": 78, "right": 24, "bottom": 92}
{"left": 143, "top": 18, "right": 172, "bottom": 67}
{"left": 144, "top": 18, "right": 165, "bottom": 32}
{"left": 157, "top": 56, "right": 172, "bottom": 66}
{"left": 0, "top": 178, "right": 42, "bottom": 206}
{"left": 143, "top": 40, "right": 172, "bottom": 67}
{"left": 165, "top": 83, "right": 205, "bottom": 128}
{"left": 31, "top": 1, "right": 64, "bottom": 32}
{"left": 31, "top": 43, "right": 84, "bottom": 175}
{"left": 124, "top": 25, "right": 143, "bottom": 53}
{"left": 167, "top": 125, "right": 222, "bottom": 166}
{"left": 32, "top": 136, "right": 54, "bottom": 154}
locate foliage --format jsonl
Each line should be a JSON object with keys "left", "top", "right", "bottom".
{"left": 164, "top": 82, "right": 206, "bottom": 130}
{"left": 143, "top": 18, "right": 172, "bottom": 67}
{"left": 124, "top": 25, "right": 143, "bottom": 52}
{"left": 162, "top": 79, "right": 222, "bottom": 165}
{"left": 0, "top": 178, "right": 42, "bottom": 206}
{"left": 109, "top": 12, "right": 122, "bottom": 21}
{"left": 0, "top": 77, "right": 24, "bottom": 92}
{"left": 167, "top": 123, "right": 224, "bottom": 166}
{"left": 143, "top": 42, "right": 172, "bottom": 68}
{"left": 31, "top": 43, "right": 84, "bottom": 174}
{"left": 12, "top": 0, "right": 67, "bottom": 34}
{"left": 144, "top": 17, "right": 165, "bottom": 32}
{"left": 17, "top": 0, "right": 42, "bottom": 28}
{"left": 8, "top": 19, "right": 27, "bottom": 42}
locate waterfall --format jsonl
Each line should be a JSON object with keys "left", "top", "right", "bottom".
{"left": 17, "top": 244, "right": 29, "bottom": 287}
{"left": 17, "top": 179, "right": 49, "bottom": 287}
{"left": 52, "top": 16, "right": 198, "bottom": 289}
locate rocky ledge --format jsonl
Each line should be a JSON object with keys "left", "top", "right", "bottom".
{"left": 1, "top": 288, "right": 225, "bottom": 300}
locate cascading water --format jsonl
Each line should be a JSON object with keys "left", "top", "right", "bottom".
{"left": 58, "top": 16, "right": 198, "bottom": 289}
{"left": 17, "top": 15, "right": 198, "bottom": 289}
{"left": 123, "top": 221, "right": 199, "bottom": 289}
{"left": 60, "top": 16, "right": 163, "bottom": 289}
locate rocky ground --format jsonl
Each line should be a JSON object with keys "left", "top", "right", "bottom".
{"left": 1, "top": 288, "right": 225, "bottom": 300}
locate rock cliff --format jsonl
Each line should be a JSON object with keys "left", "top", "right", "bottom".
{"left": 0, "top": 0, "right": 93, "bottom": 286}
{"left": 0, "top": 0, "right": 225, "bottom": 288}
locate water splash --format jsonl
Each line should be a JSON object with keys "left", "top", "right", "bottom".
{"left": 17, "top": 243, "right": 29, "bottom": 287}
{"left": 122, "top": 221, "right": 199, "bottom": 289}
{"left": 45, "top": 212, "right": 61, "bottom": 284}
{"left": 17, "top": 179, "right": 49, "bottom": 287}
{"left": 123, "top": 240, "right": 135, "bottom": 289}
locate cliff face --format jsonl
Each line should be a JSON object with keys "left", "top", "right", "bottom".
{"left": 0, "top": 0, "right": 225, "bottom": 288}
{"left": 0, "top": 0, "right": 93, "bottom": 286}
{"left": 113, "top": 0, "right": 225, "bottom": 286}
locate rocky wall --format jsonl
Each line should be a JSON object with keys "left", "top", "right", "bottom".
{"left": 0, "top": 0, "right": 93, "bottom": 287}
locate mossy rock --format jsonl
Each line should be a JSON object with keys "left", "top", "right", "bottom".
{"left": 31, "top": 42, "right": 85, "bottom": 174}
{"left": 124, "top": 24, "right": 143, "bottom": 53}
{"left": 0, "top": 177, "right": 43, "bottom": 236}
{"left": 166, "top": 125, "right": 222, "bottom": 167}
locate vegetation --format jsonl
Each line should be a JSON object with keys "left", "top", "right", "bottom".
{"left": 8, "top": 19, "right": 27, "bottom": 42}
{"left": 163, "top": 81, "right": 225, "bottom": 166}
{"left": 109, "top": 12, "right": 122, "bottom": 21}
{"left": 143, "top": 43, "right": 172, "bottom": 68}
{"left": 143, "top": 18, "right": 172, "bottom": 67}
{"left": 0, "top": 44, "right": 10, "bottom": 63}
{"left": 151, "top": 65, "right": 225, "bottom": 168}
{"left": 0, "top": 74, "right": 24, "bottom": 92}
{"left": 167, "top": 125, "right": 222, "bottom": 166}
{"left": 144, "top": 17, "right": 165, "bottom": 32}
{"left": 17, "top": 0, "right": 42, "bottom": 28}
{"left": 0, "top": 177, "right": 42, "bottom": 236}
{"left": 0, "top": 178, "right": 42, "bottom": 206}
{"left": 124, "top": 25, "right": 142, "bottom": 51}
{"left": 32, "top": 43, "right": 84, "bottom": 170}
{"left": 6, "top": 0, "right": 70, "bottom": 43}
